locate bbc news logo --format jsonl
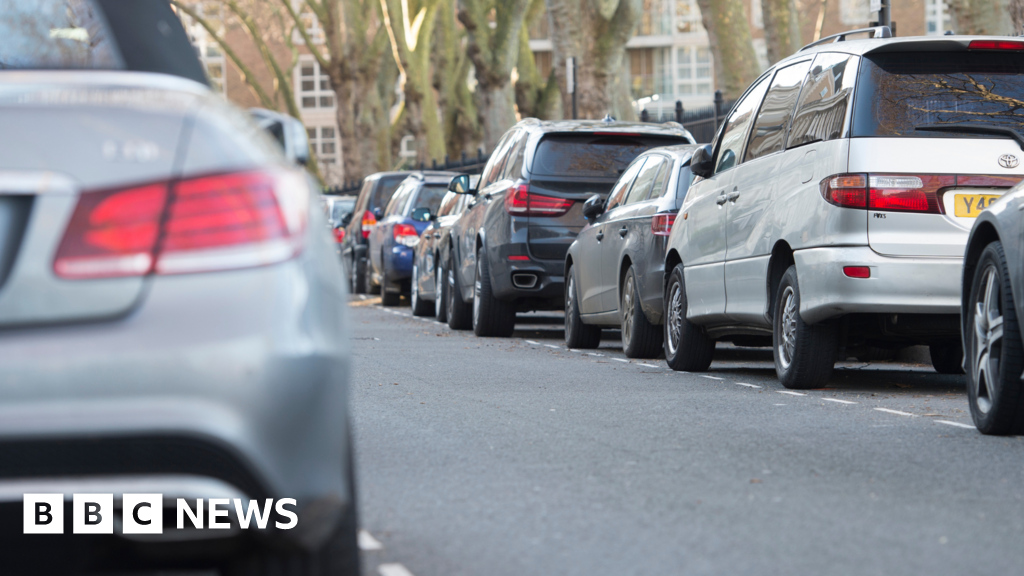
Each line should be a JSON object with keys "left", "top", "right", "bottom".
{"left": 23, "top": 494, "right": 298, "bottom": 534}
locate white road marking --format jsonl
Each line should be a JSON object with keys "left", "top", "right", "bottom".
{"left": 936, "top": 420, "right": 975, "bottom": 429}
{"left": 821, "top": 398, "right": 857, "bottom": 405}
{"left": 587, "top": 353, "right": 604, "bottom": 357}
{"left": 545, "top": 344, "right": 561, "bottom": 349}
{"left": 875, "top": 407, "right": 916, "bottom": 417}
{"left": 777, "top": 391, "right": 806, "bottom": 396}
{"left": 638, "top": 363, "right": 660, "bottom": 368}
{"left": 699, "top": 375, "right": 723, "bottom": 380}
{"left": 736, "top": 383, "right": 761, "bottom": 388}
{"left": 612, "top": 358, "right": 629, "bottom": 363}
{"left": 525, "top": 340, "right": 540, "bottom": 345}
{"left": 379, "top": 564, "right": 416, "bottom": 576}
{"left": 358, "top": 530, "right": 383, "bottom": 551}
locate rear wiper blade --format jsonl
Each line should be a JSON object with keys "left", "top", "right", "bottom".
{"left": 915, "top": 123, "right": 1024, "bottom": 150}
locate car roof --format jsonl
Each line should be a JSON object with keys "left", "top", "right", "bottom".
{"left": 514, "top": 118, "right": 693, "bottom": 139}
{"left": 639, "top": 144, "right": 702, "bottom": 161}
{"left": 400, "top": 171, "right": 460, "bottom": 186}
{"left": 779, "top": 33, "right": 1024, "bottom": 63}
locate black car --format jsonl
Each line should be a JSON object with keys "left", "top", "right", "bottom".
{"left": 443, "top": 119, "right": 695, "bottom": 336}
{"left": 340, "top": 171, "right": 409, "bottom": 293}
{"left": 961, "top": 184, "right": 1024, "bottom": 435}
{"left": 411, "top": 187, "right": 476, "bottom": 319}
{"left": 564, "top": 145, "right": 699, "bottom": 356}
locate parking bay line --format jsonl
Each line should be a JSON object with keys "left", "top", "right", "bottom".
{"left": 379, "top": 564, "right": 416, "bottom": 576}
{"left": 638, "top": 363, "right": 660, "bottom": 368}
{"left": 821, "top": 398, "right": 857, "bottom": 404}
{"left": 699, "top": 375, "right": 723, "bottom": 380}
{"left": 777, "top": 391, "right": 806, "bottom": 396}
{"left": 544, "top": 344, "right": 561, "bottom": 349}
{"left": 612, "top": 358, "right": 629, "bottom": 363}
{"left": 736, "top": 383, "right": 761, "bottom": 388}
{"left": 936, "top": 420, "right": 975, "bottom": 429}
{"left": 525, "top": 340, "right": 540, "bottom": 345}
{"left": 875, "top": 407, "right": 916, "bottom": 417}
{"left": 358, "top": 530, "right": 383, "bottom": 550}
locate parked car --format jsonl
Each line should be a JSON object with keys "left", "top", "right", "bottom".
{"left": 444, "top": 119, "right": 695, "bottom": 335}
{"left": 0, "top": 1, "right": 358, "bottom": 574}
{"left": 368, "top": 172, "right": 457, "bottom": 305}
{"left": 565, "top": 145, "right": 699, "bottom": 356}
{"left": 962, "top": 184, "right": 1024, "bottom": 435}
{"left": 340, "top": 171, "right": 409, "bottom": 293}
{"left": 410, "top": 187, "right": 476, "bottom": 319}
{"left": 663, "top": 29, "right": 1024, "bottom": 389}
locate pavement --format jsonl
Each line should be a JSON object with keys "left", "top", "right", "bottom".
{"left": 349, "top": 296, "right": 1024, "bottom": 576}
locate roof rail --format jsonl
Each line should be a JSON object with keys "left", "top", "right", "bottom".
{"left": 798, "top": 26, "right": 892, "bottom": 52}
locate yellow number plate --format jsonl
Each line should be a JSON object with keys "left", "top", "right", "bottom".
{"left": 954, "top": 194, "right": 1001, "bottom": 218}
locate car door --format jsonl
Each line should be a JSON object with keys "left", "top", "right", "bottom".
{"left": 725, "top": 60, "right": 811, "bottom": 325}
{"left": 601, "top": 155, "right": 665, "bottom": 311}
{"left": 577, "top": 157, "right": 646, "bottom": 314}
{"left": 683, "top": 74, "right": 772, "bottom": 324}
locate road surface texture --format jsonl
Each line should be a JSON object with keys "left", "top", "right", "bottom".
{"left": 350, "top": 296, "right": 1024, "bottom": 576}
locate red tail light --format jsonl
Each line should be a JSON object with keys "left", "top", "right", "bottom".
{"left": 969, "top": 40, "right": 1024, "bottom": 50}
{"left": 821, "top": 174, "right": 952, "bottom": 214}
{"left": 54, "top": 169, "right": 308, "bottom": 279}
{"left": 651, "top": 212, "right": 677, "bottom": 236}
{"left": 361, "top": 210, "right": 376, "bottom": 239}
{"left": 333, "top": 227, "right": 346, "bottom": 243}
{"left": 504, "top": 184, "right": 574, "bottom": 217}
{"left": 843, "top": 266, "right": 871, "bottom": 278}
{"left": 393, "top": 223, "right": 420, "bottom": 247}
{"left": 820, "top": 174, "right": 868, "bottom": 208}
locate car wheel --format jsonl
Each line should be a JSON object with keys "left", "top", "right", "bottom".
{"left": 435, "top": 255, "right": 448, "bottom": 323}
{"left": 411, "top": 263, "right": 433, "bottom": 316}
{"left": 621, "top": 265, "right": 662, "bottom": 358}
{"left": 350, "top": 255, "right": 366, "bottom": 294}
{"left": 564, "top": 265, "right": 601, "bottom": 349}
{"left": 363, "top": 259, "right": 380, "bottom": 295}
{"left": 772, "top": 265, "right": 838, "bottom": 389}
{"left": 663, "top": 264, "right": 714, "bottom": 371}
{"left": 472, "top": 246, "right": 516, "bottom": 337}
{"left": 965, "top": 241, "right": 1024, "bottom": 434}
{"left": 929, "top": 341, "right": 965, "bottom": 375}
{"left": 380, "top": 254, "right": 400, "bottom": 306}
{"left": 446, "top": 254, "right": 473, "bottom": 330}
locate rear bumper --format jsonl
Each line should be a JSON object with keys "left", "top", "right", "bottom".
{"left": 795, "top": 246, "right": 962, "bottom": 324}
{"left": 489, "top": 241, "right": 565, "bottom": 307}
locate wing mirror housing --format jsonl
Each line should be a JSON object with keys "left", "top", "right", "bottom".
{"left": 249, "top": 108, "right": 311, "bottom": 166}
{"left": 410, "top": 207, "right": 434, "bottom": 222}
{"left": 372, "top": 207, "right": 384, "bottom": 220}
{"left": 690, "top": 144, "right": 714, "bottom": 179}
{"left": 582, "top": 194, "right": 605, "bottom": 220}
{"left": 449, "top": 174, "right": 477, "bottom": 194}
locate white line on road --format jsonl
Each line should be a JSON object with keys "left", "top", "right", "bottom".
{"left": 699, "top": 375, "right": 723, "bottom": 380}
{"left": 525, "top": 340, "right": 540, "bottom": 345}
{"left": 936, "top": 420, "right": 975, "bottom": 429}
{"left": 545, "top": 344, "right": 561, "bottom": 349}
{"left": 736, "top": 383, "right": 761, "bottom": 388}
{"left": 612, "top": 358, "right": 629, "bottom": 363}
{"left": 358, "top": 530, "right": 383, "bottom": 551}
{"left": 638, "top": 363, "right": 660, "bottom": 368}
{"left": 777, "top": 391, "right": 806, "bottom": 396}
{"left": 379, "top": 564, "right": 416, "bottom": 576}
{"left": 820, "top": 398, "right": 857, "bottom": 404}
{"left": 587, "top": 353, "right": 604, "bottom": 357}
{"left": 875, "top": 407, "right": 916, "bottom": 417}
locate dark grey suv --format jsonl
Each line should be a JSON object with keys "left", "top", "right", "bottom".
{"left": 443, "top": 119, "right": 694, "bottom": 336}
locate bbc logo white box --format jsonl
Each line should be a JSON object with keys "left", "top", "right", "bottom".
{"left": 122, "top": 494, "right": 163, "bottom": 534}
{"left": 73, "top": 493, "right": 113, "bottom": 534}
{"left": 23, "top": 494, "right": 64, "bottom": 534}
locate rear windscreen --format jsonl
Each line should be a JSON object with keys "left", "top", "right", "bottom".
{"left": 370, "top": 177, "right": 405, "bottom": 211}
{"left": 532, "top": 135, "right": 686, "bottom": 178}
{"left": 0, "top": 0, "right": 122, "bottom": 69}
{"left": 853, "top": 52, "right": 1024, "bottom": 139}
{"left": 411, "top": 185, "right": 448, "bottom": 214}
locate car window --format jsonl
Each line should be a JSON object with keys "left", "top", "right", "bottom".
{"left": 605, "top": 158, "right": 648, "bottom": 211}
{"left": 355, "top": 179, "right": 374, "bottom": 212}
{"left": 625, "top": 157, "right": 664, "bottom": 205}
{"left": 384, "top": 181, "right": 414, "bottom": 216}
{"left": 437, "top": 191, "right": 459, "bottom": 217}
{"left": 371, "top": 176, "right": 406, "bottom": 212}
{"left": 0, "top": 0, "right": 121, "bottom": 70}
{"left": 502, "top": 131, "right": 529, "bottom": 180}
{"left": 746, "top": 60, "right": 811, "bottom": 161}
{"left": 480, "top": 132, "right": 515, "bottom": 189}
{"left": 676, "top": 165, "right": 695, "bottom": 200}
{"left": 789, "top": 52, "right": 859, "bottom": 147}
{"left": 714, "top": 74, "right": 771, "bottom": 174}
{"left": 410, "top": 185, "right": 448, "bottom": 214}
{"left": 649, "top": 159, "right": 671, "bottom": 198}
{"left": 532, "top": 135, "right": 686, "bottom": 178}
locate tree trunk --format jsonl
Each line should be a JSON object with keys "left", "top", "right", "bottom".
{"left": 546, "top": 0, "right": 640, "bottom": 121}
{"left": 434, "top": 0, "right": 480, "bottom": 157}
{"left": 514, "top": 4, "right": 560, "bottom": 120}
{"left": 761, "top": 0, "right": 801, "bottom": 65}
{"left": 696, "top": 0, "right": 760, "bottom": 101}
{"left": 948, "top": 0, "right": 1013, "bottom": 35}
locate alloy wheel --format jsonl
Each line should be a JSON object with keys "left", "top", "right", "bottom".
{"left": 435, "top": 262, "right": 444, "bottom": 316}
{"left": 778, "top": 286, "right": 798, "bottom": 371}
{"left": 473, "top": 260, "right": 482, "bottom": 327}
{"left": 622, "top": 274, "right": 635, "bottom": 345}
{"left": 448, "top": 268, "right": 457, "bottom": 315}
{"left": 973, "top": 265, "right": 1004, "bottom": 414}
{"left": 411, "top": 264, "right": 419, "bottom": 305}
{"left": 666, "top": 282, "right": 683, "bottom": 356}
{"left": 566, "top": 276, "right": 575, "bottom": 335}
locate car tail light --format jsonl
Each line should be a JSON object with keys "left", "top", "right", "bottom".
{"left": 508, "top": 255, "right": 530, "bottom": 261}
{"left": 969, "top": 40, "right": 1024, "bottom": 50}
{"left": 361, "top": 210, "right": 376, "bottom": 239}
{"left": 843, "top": 266, "right": 870, "bottom": 278}
{"left": 54, "top": 169, "right": 307, "bottom": 279}
{"left": 333, "top": 227, "right": 346, "bottom": 243}
{"left": 820, "top": 174, "right": 868, "bottom": 208}
{"left": 821, "top": 173, "right": 951, "bottom": 214}
{"left": 504, "top": 184, "right": 574, "bottom": 217}
{"left": 393, "top": 223, "right": 419, "bottom": 247}
{"left": 651, "top": 212, "right": 677, "bottom": 236}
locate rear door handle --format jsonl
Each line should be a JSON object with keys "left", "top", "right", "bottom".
{"left": 596, "top": 231, "right": 604, "bottom": 241}
{"left": 618, "top": 227, "right": 628, "bottom": 237}
{"left": 716, "top": 192, "right": 728, "bottom": 206}
{"left": 727, "top": 191, "right": 740, "bottom": 202}
{"left": 433, "top": 233, "right": 441, "bottom": 239}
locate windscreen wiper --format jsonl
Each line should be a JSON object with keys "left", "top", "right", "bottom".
{"left": 915, "top": 123, "right": 1024, "bottom": 150}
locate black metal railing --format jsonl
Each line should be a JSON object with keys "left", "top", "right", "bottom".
{"left": 638, "top": 90, "right": 735, "bottom": 144}
{"left": 323, "top": 149, "right": 493, "bottom": 195}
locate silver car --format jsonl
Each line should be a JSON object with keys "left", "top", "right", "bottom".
{"left": 0, "top": 2, "right": 356, "bottom": 573}
{"left": 664, "top": 29, "right": 1024, "bottom": 389}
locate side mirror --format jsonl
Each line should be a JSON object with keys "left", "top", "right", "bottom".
{"left": 249, "top": 108, "right": 311, "bottom": 166}
{"left": 582, "top": 194, "right": 605, "bottom": 220}
{"left": 410, "top": 207, "right": 433, "bottom": 222}
{"left": 449, "top": 174, "right": 476, "bottom": 194}
{"left": 372, "top": 207, "right": 384, "bottom": 220}
{"left": 690, "top": 144, "right": 715, "bottom": 179}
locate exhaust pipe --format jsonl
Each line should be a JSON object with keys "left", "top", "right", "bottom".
{"left": 512, "top": 273, "right": 538, "bottom": 289}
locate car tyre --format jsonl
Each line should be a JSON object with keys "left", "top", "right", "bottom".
{"left": 965, "top": 241, "right": 1024, "bottom": 434}
{"left": 380, "top": 254, "right": 400, "bottom": 306}
{"left": 772, "top": 265, "right": 837, "bottom": 389}
{"left": 363, "top": 260, "right": 380, "bottom": 295}
{"left": 564, "top": 265, "right": 601, "bottom": 349}
{"left": 472, "top": 246, "right": 516, "bottom": 337}
{"left": 621, "top": 265, "right": 662, "bottom": 358}
{"left": 663, "top": 264, "right": 714, "bottom": 371}
{"left": 929, "top": 342, "right": 965, "bottom": 375}
{"left": 446, "top": 254, "right": 473, "bottom": 330}
{"left": 435, "top": 255, "right": 448, "bottom": 323}
{"left": 350, "top": 256, "right": 366, "bottom": 294}
{"left": 411, "top": 263, "right": 433, "bottom": 316}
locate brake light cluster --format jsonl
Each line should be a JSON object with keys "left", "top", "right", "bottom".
{"left": 504, "top": 184, "right": 574, "bottom": 217}
{"left": 333, "top": 227, "right": 346, "bottom": 243}
{"left": 651, "top": 212, "right": 676, "bottom": 236}
{"left": 820, "top": 173, "right": 954, "bottom": 214}
{"left": 361, "top": 210, "right": 377, "bottom": 239}
{"left": 54, "top": 169, "right": 307, "bottom": 279}
{"left": 393, "top": 223, "right": 420, "bottom": 247}
{"left": 969, "top": 40, "right": 1024, "bottom": 50}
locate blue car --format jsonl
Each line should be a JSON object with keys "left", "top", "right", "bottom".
{"left": 368, "top": 172, "right": 456, "bottom": 305}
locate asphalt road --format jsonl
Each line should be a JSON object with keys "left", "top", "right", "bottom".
{"left": 350, "top": 296, "right": 1024, "bottom": 576}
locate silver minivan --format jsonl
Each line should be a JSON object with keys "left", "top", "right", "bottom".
{"left": 663, "top": 29, "right": 1024, "bottom": 389}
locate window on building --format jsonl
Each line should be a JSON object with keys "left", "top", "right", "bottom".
{"left": 676, "top": 46, "right": 712, "bottom": 96}
{"left": 925, "top": 0, "right": 952, "bottom": 34}
{"left": 674, "top": 0, "right": 703, "bottom": 34}
{"left": 629, "top": 48, "right": 670, "bottom": 99}
{"left": 533, "top": 51, "right": 552, "bottom": 81}
{"left": 637, "top": 0, "right": 671, "bottom": 36}
{"left": 529, "top": 14, "right": 549, "bottom": 40}
{"left": 298, "top": 57, "right": 335, "bottom": 109}
{"left": 181, "top": 1, "right": 227, "bottom": 95}
{"left": 307, "top": 124, "right": 342, "bottom": 183}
